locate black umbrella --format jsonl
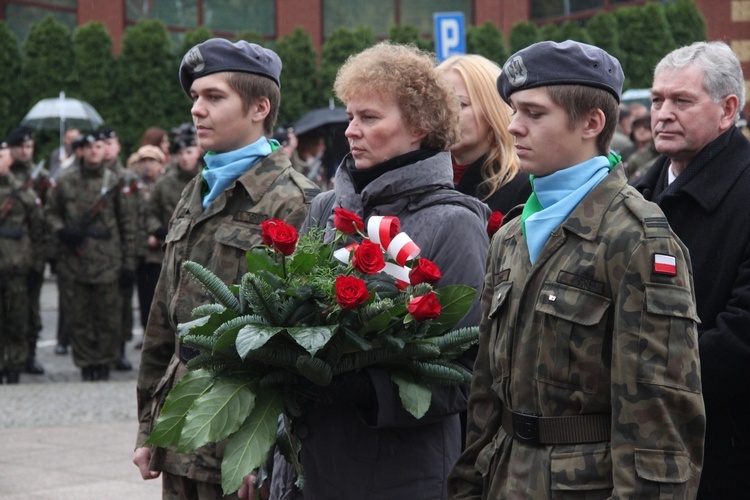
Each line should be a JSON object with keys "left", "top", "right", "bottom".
{"left": 294, "top": 107, "right": 350, "bottom": 183}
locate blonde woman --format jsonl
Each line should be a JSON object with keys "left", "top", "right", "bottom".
{"left": 438, "top": 54, "right": 530, "bottom": 215}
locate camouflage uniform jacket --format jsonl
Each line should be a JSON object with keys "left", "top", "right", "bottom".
{"left": 135, "top": 149, "right": 318, "bottom": 483}
{"left": 144, "top": 165, "right": 199, "bottom": 236}
{"left": 448, "top": 165, "right": 705, "bottom": 499}
{"left": 0, "top": 173, "right": 46, "bottom": 275}
{"left": 45, "top": 160, "right": 137, "bottom": 284}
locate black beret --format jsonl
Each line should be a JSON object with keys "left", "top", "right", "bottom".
{"left": 170, "top": 133, "right": 198, "bottom": 154}
{"left": 498, "top": 40, "right": 624, "bottom": 104}
{"left": 179, "top": 38, "right": 282, "bottom": 96}
{"left": 71, "top": 134, "right": 88, "bottom": 149}
{"left": 80, "top": 133, "right": 104, "bottom": 146}
{"left": 97, "top": 127, "right": 117, "bottom": 140}
{"left": 7, "top": 126, "right": 35, "bottom": 146}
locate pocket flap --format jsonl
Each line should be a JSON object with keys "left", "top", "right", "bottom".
{"left": 165, "top": 218, "right": 190, "bottom": 243}
{"left": 551, "top": 448, "right": 613, "bottom": 490}
{"left": 488, "top": 281, "right": 513, "bottom": 319}
{"left": 634, "top": 448, "right": 699, "bottom": 483}
{"left": 645, "top": 283, "right": 699, "bottom": 321}
{"left": 536, "top": 282, "right": 611, "bottom": 326}
{"left": 214, "top": 221, "right": 257, "bottom": 251}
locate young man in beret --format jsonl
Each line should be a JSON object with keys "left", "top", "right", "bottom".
{"left": 133, "top": 38, "right": 319, "bottom": 499}
{"left": 449, "top": 40, "right": 705, "bottom": 498}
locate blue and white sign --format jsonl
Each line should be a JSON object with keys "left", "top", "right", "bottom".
{"left": 433, "top": 12, "right": 466, "bottom": 62}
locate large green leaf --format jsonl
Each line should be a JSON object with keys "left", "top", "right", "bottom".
{"left": 391, "top": 369, "right": 432, "bottom": 419}
{"left": 361, "top": 304, "right": 406, "bottom": 334}
{"left": 246, "top": 247, "right": 282, "bottom": 277}
{"left": 177, "top": 308, "right": 238, "bottom": 339}
{"left": 290, "top": 251, "right": 317, "bottom": 274}
{"left": 236, "top": 325, "right": 285, "bottom": 359}
{"left": 147, "top": 370, "right": 213, "bottom": 447}
{"left": 221, "top": 390, "right": 284, "bottom": 495}
{"left": 286, "top": 325, "right": 336, "bottom": 357}
{"left": 177, "top": 378, "right": 257, "bottom": 453}
{"left": 428, "top": 285, "right": 478, "bottom": 335}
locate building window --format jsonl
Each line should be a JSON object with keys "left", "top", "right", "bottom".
{"left": 126, "top": 0, "right": 199, "bottom": 29}
{"left": 324, "top": 0, "right": 472, "bottom": 38}
{"left": 5, "top": 2, "right": 77, "bottom": 42}
{"left": 530, "top": 0, "right": 605, "bottom": 20}
{"left": 401, "top": 0, "right": 472, "bottom": 35}
{"left": 324, "top": 0, "right": 394, "bottom": 37}
{"left": 204, "top": 0, "right": 274, "bottom": 35}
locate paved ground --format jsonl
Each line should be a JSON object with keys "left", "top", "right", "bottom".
{"left": 0, "top": 271, "right": 161, "bottom": 499}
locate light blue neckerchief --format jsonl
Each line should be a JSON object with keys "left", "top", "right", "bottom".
{"left": 201, "top": 136, "right": 275, "bottom": 209}
{"left": 525, "top": 155, "right": 610, "bottom": 264}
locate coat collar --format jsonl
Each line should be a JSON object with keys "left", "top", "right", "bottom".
{"left": 637, "top": 127, "right": 750, "bottom": 213}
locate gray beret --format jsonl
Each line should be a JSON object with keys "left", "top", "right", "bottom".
{"left": 498, "top": 40, "right": 624, "bottom": 104}
{"left": 179, "top": 38, "right": 281, "bottom": 96}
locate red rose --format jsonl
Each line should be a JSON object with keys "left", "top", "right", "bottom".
{"left": 352, "top": 239, "right": 386, "bottom": 274}
{"left": 407, "top": 292, "right": 442, "bottom": 321}
{"left": 333, "top": 207, "right": 364, "bottom": 234}
{"left": 487, "top": 211, "right": 504, "bottom": 238}
{"left": 260, "top": 219, "right": 298, "bottom": 256}
{"left": 335, "top": 275, "right": 370, "bottom": 310}
{"left": 409, "top": 258, "right": 442, "bottom": 285}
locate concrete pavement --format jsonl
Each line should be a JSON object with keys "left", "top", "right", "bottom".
{"left": 0, "top": 271, "right": 161, "bottom": 499}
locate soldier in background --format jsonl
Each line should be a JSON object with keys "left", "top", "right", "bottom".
{"left": 449, "top": 41, "right": 705, "bottom": 498}
{"left": 0, "top": 141, "right": 45, "bottom": 384}
{"left": 45, "top": 133, "right": 136, "bottom": 382}
{"left": 133, "top": 38, "right": 319, "bottom": 499}
{"left": 99, "top": 126, "right": 138, "bottom": 371}
{"left": 7, "top": 125, "right": 48, "bottom": 375}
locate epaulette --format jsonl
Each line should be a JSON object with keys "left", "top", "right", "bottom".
{"left": 623, "top": 195, "right": 671, "bottom": 238}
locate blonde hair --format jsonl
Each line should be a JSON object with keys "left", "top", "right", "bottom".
{"left": 437, "top": 54, "right": 520, "bottom": 199}
{"left": 334, "top": 42, "right": 459, "bottom": 150}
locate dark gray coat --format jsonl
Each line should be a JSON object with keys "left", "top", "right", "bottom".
{"left": 288, "top": 151, "right": 490, "bottom": 500}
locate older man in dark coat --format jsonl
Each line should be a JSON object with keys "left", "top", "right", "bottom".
{"left": 635, "top": 41, "right": 750, "bottom": 499}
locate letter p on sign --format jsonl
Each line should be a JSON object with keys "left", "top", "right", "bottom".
{"left": 434, "top": 12, "right": 466, "bottom": 62}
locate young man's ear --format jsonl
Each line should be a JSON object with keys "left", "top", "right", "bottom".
{"left": 251, "top": 97, "right": 271, "bottom": 123}
{"left": 581, "top": 108, "right": 606, "bottom": 140}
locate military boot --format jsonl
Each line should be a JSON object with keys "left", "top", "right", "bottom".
{"left": 25, "top": 342, "right": 45, "bottom": 375}
{"left": 6, "top": 371, "right": 20, "bottom": 384}
{"left": 82, "top": 366, "right": 94, "bottom": 381}
{"left": 114, "top": 343, "right": 132, "bottom": 371}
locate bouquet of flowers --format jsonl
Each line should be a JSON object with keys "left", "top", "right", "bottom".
{"left": 146, "top": 208, "right": 479, "bottom": 494}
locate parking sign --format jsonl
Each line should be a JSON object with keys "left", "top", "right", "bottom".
{"left": 433, "top": 12, "right": 466, "bottom": 62}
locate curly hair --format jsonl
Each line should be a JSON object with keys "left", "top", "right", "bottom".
{"left": 437, "top": 54, "right": 520, "bottom": 200}
{"left": 334, "top": 42, "right": 459, "bottom": 150}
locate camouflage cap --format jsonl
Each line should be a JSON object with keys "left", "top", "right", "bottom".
{"left": 498, "top": 40, "right": 624, "bottom": 104}
{"left": 179, "top": 38, "right": 282, "bottom": 96}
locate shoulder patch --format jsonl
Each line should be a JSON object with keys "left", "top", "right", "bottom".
{"left": 623, "top": 195, "right": 671, "bottom": 238}
{"left": 303, "top": 188, "right": 320, "bottom": 204}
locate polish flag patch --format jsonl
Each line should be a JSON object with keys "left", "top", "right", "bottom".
{"left": 653, "top": 253, "right": 677, "bottom": 276}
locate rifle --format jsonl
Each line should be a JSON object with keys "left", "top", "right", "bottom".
{"left": 0, "top": 160, "right": 46, "bottom": 227}
{"left": 72, "top": 176, "right": 126, "bottom": 256}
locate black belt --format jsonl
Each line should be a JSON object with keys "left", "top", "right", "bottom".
{"left": 0, "top": 227, "right": 23, "bottom": 239}
{"left": 501, "top": 405, "right": 610, "bottom": 445}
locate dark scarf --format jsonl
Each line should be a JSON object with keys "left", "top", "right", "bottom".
{"left": 348, "top": 148, "right": 440, "bottom": 194}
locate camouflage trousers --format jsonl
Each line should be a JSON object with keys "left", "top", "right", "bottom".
{"left": 0, "top": 274, "right": 29, "bottom": 371}
{"left": 162, "top": 471, "right": 240, "bottom": 500}
{"left": 62, "top": 280, "right": 122, "bottom": 368}
{"left": 120, "top": 283, "right": 134, "bottom": 343}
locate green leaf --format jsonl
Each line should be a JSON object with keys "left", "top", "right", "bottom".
{"left": 361, "top": 304, "right": 406, "bottom": 334}
{"left": 236, "top": 324, "right": 285, "bottom": 359}
{"left": 287, "top": 325, "right": 336, "bottom": 357}
{"left": 213, "top": 315, "right": 269, "bottom": 353}
{"left": 428, "top": 285, "right": 478, "bottom": 335}
{"left": 246, "top": 247, "right": 282, "bottom": 276}
{"left": 390, "top": 369, "right": 432, "bottom": 419}
{"left": 290, "top": 251, "right": 317, "bottom": 274}
{"left": 178, "top": 308, "right": 238, "bottom": 339}
{"left": 147, "top": 370, "right": 213, "bottom": 447}
{"left": 221, "top": 389, "right": 284, "bottom": 495}
{"left": 177, "top": 378, "right": 257, "bottom": 453}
